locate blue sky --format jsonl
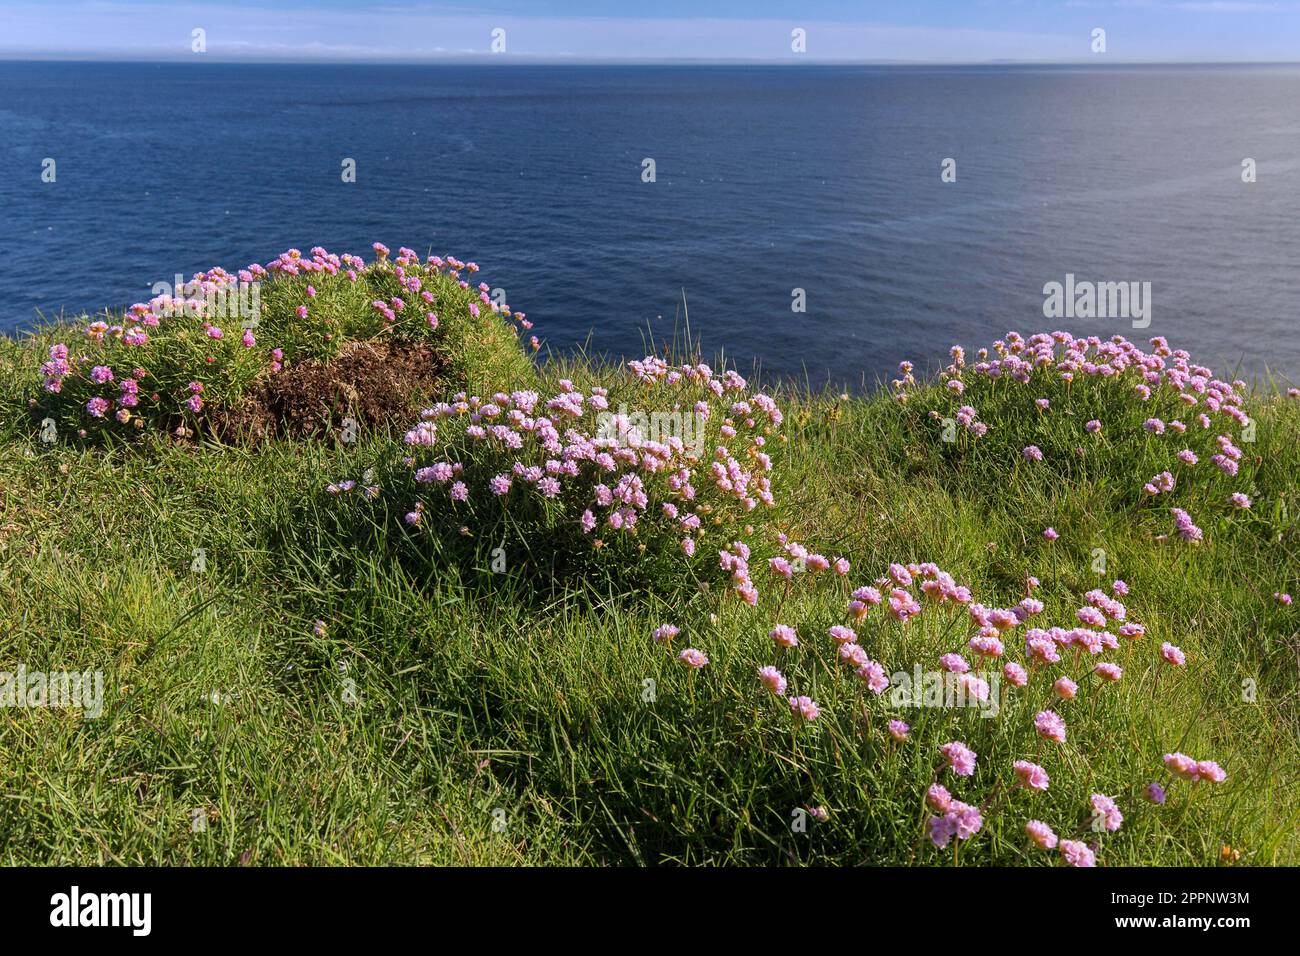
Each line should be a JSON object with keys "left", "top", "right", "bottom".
{"left": 3, "top": 1, "right": 1300, "bottom": 62}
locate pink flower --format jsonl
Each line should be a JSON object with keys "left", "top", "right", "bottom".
{"left": 1014, "top": 760, "right": 1050, "bottom": 791}
{"left": 757, "top": 666, "right": 787, "bottom": 695}
{"left": 1026, "top": 820, "right": 1057, "bottom": 849}
{"left": 888, "top": 719, "right": 909, "bottom": 742}
{"left": 1084, "top": 419, "right": 1101, "bottom": 434}
{"left": 1275, "top": 592, "right": 1293, "bottom": 606}
{"left": 857, "top": 660, "right": 890, "bottom": 694}
{"left": 1003, "top": 661, "right": 1028, "bottom": 686}
{"left": 787, "top": 695, "right": 820, "bottom": 721}
{"left": 1160, "top": 642, "right": 1186, "bottom": 667}
{"left": 1042, "top": 527, "right": 1058, "bottom": 541}
{"left": 1164, "top": 752, "right": 1197, "bottom": 779}
{"left": 940, "top": 740, "right": 977, "bottom": 777}
{"left": 927, "top": 800, "right": 982, "bottom": 848}
{"left": 1089, "top": 793, "right": 1123, "bottom": 832}
{"left": 1053, "top": 676, "right": 1078, "bottom": 700}
{"left": 1195, "top": 760, "right": 1228, "bottom": 783}
{"left": 1094, "top": 662, "right": 1123, "bottom": 682}
{"left": 1145, "top": 782, "right": 1167, "bottom": 804}
{"left": 828, "top": 625, "right": 856, "bottom": 644}
{"left": 1035, "top": 710, "right": 1067, "bottom": 743}
{"left": 678, "top": 648, "right": 709, "bottom": 669}
{"left": 1059, "top": 839, "right": 1096, "bottom": 867}
{"left": 1023, "top": 445, "right": 1044, "bottom": 462}
{"left": 450, "top": 481, "right": 469, "bottom": 502}
{"left": 652, "top": 624, "right": 679, "bottom": 644}
{"left": 769, "top": 624, "right": 799, "bottom": 648}
{"left": 926, "top": 784, "right": 952, "bottom": 812}
{"left": 939, "top": 653, "right": 969, "bottom": 674}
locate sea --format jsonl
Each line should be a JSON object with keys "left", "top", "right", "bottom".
{"left": 1, "top": 60, "right": 1298, "bottom": 389}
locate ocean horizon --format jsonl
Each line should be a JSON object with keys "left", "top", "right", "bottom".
{"left": 3, "top": 59, "right": 1298, "bottom": 389}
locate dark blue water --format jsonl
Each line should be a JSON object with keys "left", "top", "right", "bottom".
{"left": 2, "top": 61, "right": 1298, "bottom": 388}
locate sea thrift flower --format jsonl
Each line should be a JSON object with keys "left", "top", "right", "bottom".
{"left": 927, "top": 800, "right": 982, "bottom": 848}
{"left": 926, "top": 784, "right": 952, "bottom": 813}
{"left": 1042, "top": 527, "right": 1058, "bottom": 541}
{"left": 770, "top": 624, "right": 799, "bottom": 648}
{"left": 1145, "top": 783, "right": 1167, "bottom": 804}
{"left": 1170, "top": 508, "right": 1203, "bottom": 543}
{"left": 1164, "top": 752, "right": 1197, "bottom": 780}
{"left": 857, "top": 660, "right": 890, "bottom": 694}
{"left": 1053, "top": 676, "right": 1078, "bottom": 700}
{"left": 1085, "top": 419, "right": 1101, "bottom": 434}
{"left": 1022, "top": 445, "right": 1044, "bottom": 462}
{"left": 1026, "top": 820, "right": 1057, "bottom": 850}
{"left": 1160, "top": 642, "right": 1186, "bottom": 667}
{"left": 652, "top": 624, "right": 680, "bottom": 644}
{"left": 757, "top": 666, "right": 787, "bottom": 695}
{"left": 1275, "top": 592, "right": 1293, "bottom": 606}
{"left": 1090, "top": 793, "right": 1123, "bottom": 832}
{"left": 1231, "top": 492, "right": 1251, "bottom": 509}
{"left": 1014, "top": 760, "right": 1050, "bottom": 791}
{"left": 939, "top": 653, "right": 969, "bottom": 674}
{"left": 1094, "top": 662, "right": 1123, "bottom": 682}
{"left": 788, "top": 695, "right": 820, "bottom": 721}
{"left": 1196, "top": 760, "right": 1228, "bottom": 783}
{"left": 1035, "top": 710, "right": 1067, "bottom": 743}
{"left": 678, "top": 648, "right": 708, "bottom": 669}
{"left": 940, "top": 741, "right": 977, "bottom": 777}
{"left": 1059, "top": 839, "right": 1096, "bottom": 868}
{"left": 1003, "top": 661, "right": 1028, "bottom": 686}
{"left": 888, "top": 719, "right": 909, "bottom": 742}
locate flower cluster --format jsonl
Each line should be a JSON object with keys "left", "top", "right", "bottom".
{"left": 37, "top": 242, "right": 521, "bottom": 439}
{"left": 927, "top": 331, "right": 1258, "bottom": 547}
{"left": 654, "top": 551, "right": 1228, "bottom": 867}
{"left": 390, "top": 360, "right": 783, "bottom": 565}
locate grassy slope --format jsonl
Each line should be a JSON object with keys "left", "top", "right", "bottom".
{"left": 1, "top": 326, "right": 1297, "bottom": 866}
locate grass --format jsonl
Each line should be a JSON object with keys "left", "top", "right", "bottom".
{"left": 1, "top": 318, "right": 1298, "bottom": 866}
